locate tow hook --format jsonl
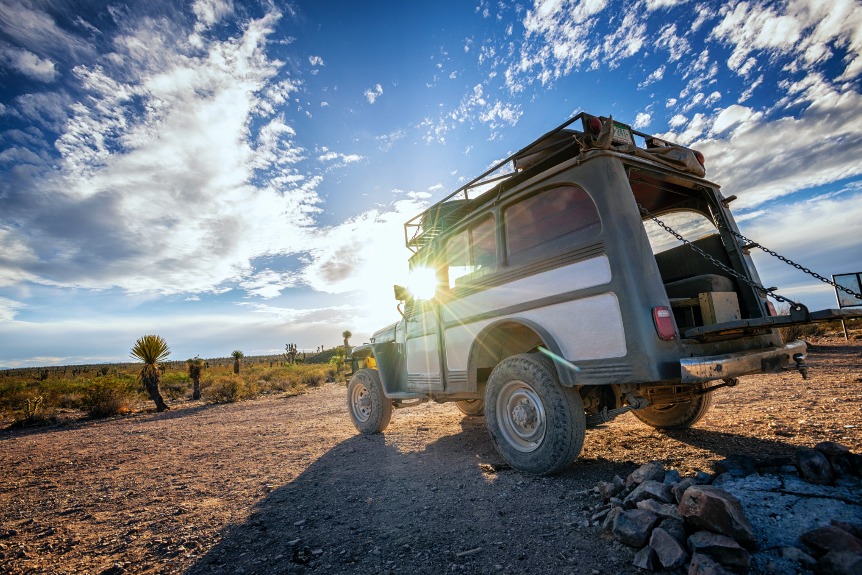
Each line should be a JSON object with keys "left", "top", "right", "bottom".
{"left": 793, "top": 353, "right": 809, "bottom": 380}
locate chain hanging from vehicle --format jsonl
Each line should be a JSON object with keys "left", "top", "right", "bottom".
{"left": 637, "top": 204, "right": 807, "bottom": 310}
{"left": 713, "top": 221, "right": 862, "bottom": 302}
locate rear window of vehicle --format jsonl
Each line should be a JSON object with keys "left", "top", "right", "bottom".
{"left": 504, "top": 185, "right": 600, "bottom": 266}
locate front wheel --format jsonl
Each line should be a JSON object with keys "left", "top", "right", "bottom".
{"left": 347, "top": 369, "right": 392, "bottom": 434}
{"left": 456, "top": 399, "right": 485, "bottom": 416}
{"left": 484, "top": 354, "right": 586, "bottom": 475}
{"left": 632, "top": 386, "right": 713, "bottom": 430}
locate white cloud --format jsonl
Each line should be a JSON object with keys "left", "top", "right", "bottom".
{"left": 0, "top": 296, "right": 25, "bottom": 321}
{"left": 639, "top": 64, "right": 665, "bottom": 89}
{"left": 633, "top": 112, "right": 651, "bottom": 129}
{"left": 0, "top": 46, "right": 57, "bottom": 81}
{"left": 711, "top": 104, "right": 761, "bottom": 135}
{"left": 309, "top": 55, "right": 325, "bottom": 66}
{"left": 364, "top": 83, "right": 383, "bottom": 104}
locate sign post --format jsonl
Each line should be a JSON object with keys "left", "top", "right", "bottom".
{"left": 832, "top": 272, "right": 862, "bottom": 340}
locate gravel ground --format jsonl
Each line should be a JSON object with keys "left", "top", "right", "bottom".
{"left": 1, "top": 337, "right": 860, "bottom": 575}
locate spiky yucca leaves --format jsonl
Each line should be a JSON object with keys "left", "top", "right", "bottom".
{"left": 186, "top": 357, "right": 204, "bottom": 400}
{"left": 131, "top": 335, "right": 171, "bottom": 412}
{"left": 231, "top": 350, "right": 244, "bottom": 374}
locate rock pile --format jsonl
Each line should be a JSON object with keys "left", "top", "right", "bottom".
{"left": 590, "top": 442, "right": 862, "bottom": 574}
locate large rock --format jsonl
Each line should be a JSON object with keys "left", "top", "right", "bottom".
{"left": 650, "top": 526, "right": 688, "bottom": 568}
{"left": 797, "top": 448, "right": 834, "bottom": 485}
{"left": 688, "top": 552, "right": 732, "bottom": 575}
{"left": 611, "top": 508, "right": 660, "bottom": 547}
{"left": 816, "top": 551, "right": 862, "bottom": 575}
{"left": 712, "top": 455, "right": 757, "bottom": 478}
{"left": 627, "top": 462, "right": 666, "bottom": 489}
{"left": 658, "top": 517, "right": 687, "bottom": 543}
{"left": 624, "top": 479, "right": 674, "bottom": 508}
{"left": 687, "top": 530, "right": 751, "bottom": 569}
{"left": 673, "top": 477, "right": 696, "bottom": 504}
{"left": 678, "top": 485, "right": 756, "bottom": 546}
{"left": 814, "top": 442, "right": 850, "bottom": 457}
{"left": 800, "top": 525, "right": 862, "bottom": 556}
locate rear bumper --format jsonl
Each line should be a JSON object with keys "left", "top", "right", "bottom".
{"left": 680, "top": 341, "right": 807, "bottom": 383}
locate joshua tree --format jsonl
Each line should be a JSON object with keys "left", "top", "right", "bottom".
{"left": 283, "top": 343, "right": 298, "bottom": 365}
{"left": 231, "top": 350, "right": 244, "bottom": 374}
{"left": 186, "top": 357, "right": 204, "bottom": 400}
{"left": 131, "top": 335, "right": 171, "bottom": 412}
{"left": 342, "top": 330, "right": 352, "bottom": 356}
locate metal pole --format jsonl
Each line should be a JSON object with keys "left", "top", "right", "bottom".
{"left": 833, "top": 275, "right": 849, "bottom": 341}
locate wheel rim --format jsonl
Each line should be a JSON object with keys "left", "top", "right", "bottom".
{"left": 351, "top": 382, "right": 372, "bottom": 422}
{"left": 496, "top": 380, "right": 546, "bottom": 453}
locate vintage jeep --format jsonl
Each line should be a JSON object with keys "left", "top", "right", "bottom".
{"left": 346, "top": 113, "right": 862, "bottom": 475}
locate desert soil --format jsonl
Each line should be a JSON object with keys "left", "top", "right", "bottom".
{"left": 1, "top": 337, "right": 860, "bottom": 575}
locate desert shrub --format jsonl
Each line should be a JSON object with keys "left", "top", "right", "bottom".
{"left": 9, "top": 394, "right": 58, "bottom": 427}
{"left": 299, "top": 367, "right": 327, "bottom": 387}
{"left": 160, "top": 371, "right": 192, "bottom": 400}
{"left": 204, "top": 375, "right": 258, "bottom": 403}
{"left": 81, "top": 377, "right": 135, "bottom": 418}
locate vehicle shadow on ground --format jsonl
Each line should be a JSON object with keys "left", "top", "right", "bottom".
{"left": 660, "top": 427, "right": 802, "bottom": 460}
{"left": 184, "top": 416, "right": 641, "bottom": 575}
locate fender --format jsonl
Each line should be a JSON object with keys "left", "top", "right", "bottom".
{"left": 466, "top": 317, "right": 577, "bottom": 389}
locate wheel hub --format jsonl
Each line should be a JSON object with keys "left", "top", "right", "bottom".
{"left": 496, "top": 380, "right": 546, "bottom": 453}
{"left": 351, "top": 384, "right": 372, "bottom": 421}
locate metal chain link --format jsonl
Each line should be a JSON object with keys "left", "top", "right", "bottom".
{"left": 715, "top": 222, "right": 862, "bottom": 301}
{"left": 637, "top": 204, "right": 803, "bottom": 309}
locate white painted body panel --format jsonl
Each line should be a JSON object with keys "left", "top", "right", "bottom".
{"left": 442, "top": 256, "right": 626, "bottom": 371}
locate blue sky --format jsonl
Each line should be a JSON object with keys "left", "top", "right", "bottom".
{"left": 1, "top": 0, "right": 861, "bottom": 368}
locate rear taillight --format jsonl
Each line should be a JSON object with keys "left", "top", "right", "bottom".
{"left": 653, "top": 306, "right": 676, "bottom": 340}
{"left": 588, "top": 116, "right": 602, "bottom": 133}
{"left": 767, "top": 301, "right": 777, "bottom": 316}
{"left": 694, "top": 150, "right": 705, "bottom": 165}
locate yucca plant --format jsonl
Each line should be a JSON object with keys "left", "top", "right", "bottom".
{"left": 231, "top": 350, "right": 244, "bottom": 374}
{"left": 131, "top": 335, "right": 171, "bottom": 412}
{"left": 186, "top": 357, "right": 204, "bottom": 400}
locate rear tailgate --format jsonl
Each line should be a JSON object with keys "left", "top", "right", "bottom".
{"left": 683, "top": 307, "right": 862, "bottom": 340}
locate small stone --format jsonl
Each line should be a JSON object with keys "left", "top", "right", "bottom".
{"left": 687, "top": 530, "right": 751, "bottom": 569}
{"left": 632, "top": 545, "right": 658, "bottom": 570}
{"left": 694, "top": 471, "right": 712, "bottom": 484}
{"left": 814, "top": 441, "right": 851, "bottom": 457}
{"left": 677, "top": 485, "right": 756, "bottom": 546}
{"left": 627, "top": 462, "right": 666, "bottom": 489}
{"left": 637, "top": 498, "right": 682, "bottom": 520}
{"left": 712, "top": 455, "right": 757, "bottom": 477}
{"left": 663, "top": 469, "right": 682, "bottom": 485}
{"left": 796, "top": 447, "right": 834, "bottom": 485}
{"left": 624, "top": 480, "right": 673, "bottom": 508}
{"left": 779, "top": 546, "right": 816, "bottom": 568}
{"left": 611, "top": 509, "right": 660, "bottom": 547}
{"left": 688, "top": 552, "right": 731, "bottom": 575}
{"left": 597, "top": 476, "right": 625, "bottom": 501}
{"left": 602, "top": 507, "right": 623, "bottom": 532}
{"left": 658, "top": 518, "right": 686, "bottom": 544}
{"left": 673, "top": 478, "right": 696, "bottom": 504}
{"left": 816, "top": 551, "right": 862, "bottom": 575}
{"left": 800, "top": 525, "right": 862, "bottom": 556}
{"left": 649, "top": 527, "right": 688, "bottom": 568}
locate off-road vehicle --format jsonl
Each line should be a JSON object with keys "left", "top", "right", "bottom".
{"left": 346, "top": 113, "right": 862, "bottom": 475}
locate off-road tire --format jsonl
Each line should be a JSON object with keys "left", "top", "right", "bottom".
{"left": 347, "top": 369, "right": 392, "bottom": 434}
{"left": 484, "top": 353, "right": 586, "bottom": 475}
{"left": 632, "top": 388, "right": 713, "bottom": 430}
{"left": 455, "top": 399, "right": 485, "bottom": 416}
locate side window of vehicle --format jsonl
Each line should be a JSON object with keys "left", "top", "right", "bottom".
{"left": 445, "top": 216, "right": 497, "bottom": 288}
{"left": 504, "top": 185, "right": 600, "bottom": 266}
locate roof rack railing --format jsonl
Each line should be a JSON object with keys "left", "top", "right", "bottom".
{"left": 404, "top": 113, "right": 588, "bottom": 252}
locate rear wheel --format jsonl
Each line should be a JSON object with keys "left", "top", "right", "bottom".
{"left": 632, "top": 387, "right": 713, "bottom": 430}
{"left": 484, "top": 354, "right": 585, "bottom": 475}
{"left": 347, "top": 369, "right": 392, "bottom": 434}
{"left": 456, "top": 399, "right": 485, "bottom": 416}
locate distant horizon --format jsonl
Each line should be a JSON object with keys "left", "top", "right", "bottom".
{"left": 2, "top": 0, "right": 861, "bottom": 368}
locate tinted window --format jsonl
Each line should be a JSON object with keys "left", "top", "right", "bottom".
{"left": 504, "top": 186, "right": 600, "bottom": 265}
{"left": 446, "top": 216, "right": 496, "bottom": 287}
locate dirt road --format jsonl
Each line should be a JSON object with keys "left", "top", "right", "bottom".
{"left": 1, "top": 338, "right": 860, "bottom": 574}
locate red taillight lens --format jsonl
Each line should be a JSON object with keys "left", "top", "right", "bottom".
{"left": 694, "top": 150, "right": 705, "bottom": 165}
{"left": 767, "top": 301, "right": 777, "bottom": 317}
{"left": 588, "top": 117, "right": 602, "bottom": 133}
{"left": 653, "top": 306, "right": 676, "bottom": 340}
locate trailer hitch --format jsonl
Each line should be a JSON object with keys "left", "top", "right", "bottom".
{"left": 792, "top": 353, "right": 808, "bottom": 380}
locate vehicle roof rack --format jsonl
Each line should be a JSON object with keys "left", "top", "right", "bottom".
{"left": 404, "top": 112, "right": 704, "bottom": 253}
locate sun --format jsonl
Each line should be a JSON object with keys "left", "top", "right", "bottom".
{"left": 406, "top": 266, "right": 438, "bottom": 301}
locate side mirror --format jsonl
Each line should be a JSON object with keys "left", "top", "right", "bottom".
{"left": 394, "top": 284, "right": 412, "bottom": 302}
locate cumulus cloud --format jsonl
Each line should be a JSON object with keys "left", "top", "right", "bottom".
{"left": 0, "top": 46, "right": 57, "bottom": 81}
{"left": 364, "top": 83, "right": 383, "bottom": 103}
